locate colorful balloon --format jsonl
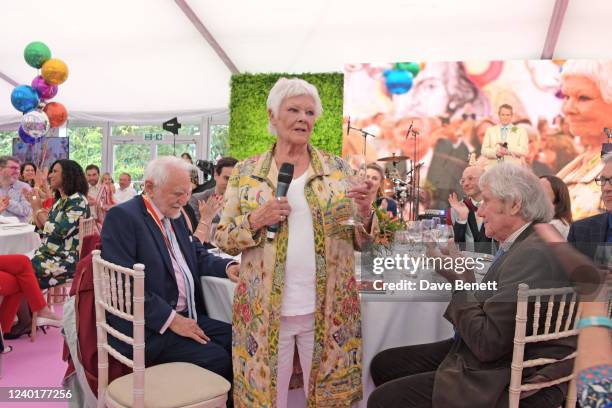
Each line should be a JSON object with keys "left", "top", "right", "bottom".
{"left": 10, "top": 85, "right": 40, "bottom": 113}
{"left": 24, "top": 41, "right": 51, "bottom": 69}
{"left": 41, "top": 58, "right": 69, "bottom": 85}
{"left": 394, "top": 62, "right": 421, "bottom": 77}
{"left": 31, "top": 75, "right": 58, "bottom": 100}
{"left": 21, "top": 110, "right": 50, "bottom": 138}
{"left": 18, "top": 126, "right": 40, "bottom": 145}
{"left": 43, "top": 102, "right": 68, "bottom": 128}
{"left": 384, "top": 69, "right": 414, "bottom": 95}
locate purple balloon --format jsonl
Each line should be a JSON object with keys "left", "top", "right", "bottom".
{"left": 18, "top": 126, "right": 37, "bottom": 145}
{"left": 31, "top": 75, "right": 58, "bottom": 100}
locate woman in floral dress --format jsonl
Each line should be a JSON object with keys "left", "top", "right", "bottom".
{"left": 26, "top": 159, "right": 89, "bottom": 289}
{"left": 216, "top": 78, "right": 377, "bottom": 408}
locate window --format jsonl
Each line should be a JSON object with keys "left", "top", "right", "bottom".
{"left": 210, "top": 124, "right": 229, "bottom": 160}
{"left": 0, "top": 130, "right": 18, "bottom": 156}
{"left": 67, "top": 126, "right": 103, "bottom": 171}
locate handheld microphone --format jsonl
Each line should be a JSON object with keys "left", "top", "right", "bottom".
{"left": 267, "top": 162, "right": 294, "bottom": 241}
{"left": 601, "top": 128, "right": 612, "bottom": 157}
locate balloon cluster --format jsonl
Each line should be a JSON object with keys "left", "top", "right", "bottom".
{"left": 9, "top": 42, "right": 69, "bottom": 145}
{"left": 383, "top": 62, "right": 425, "bottom": 95}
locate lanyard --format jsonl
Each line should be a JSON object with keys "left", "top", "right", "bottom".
{"left": 142, "top": 195, "right": 178, "bottom": 259}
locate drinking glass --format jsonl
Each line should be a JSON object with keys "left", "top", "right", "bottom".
{"left": 341, "top": 165, "right": 367, "bottom": 227}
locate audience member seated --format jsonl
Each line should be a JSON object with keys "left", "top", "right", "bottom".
{"left": 534, "top": 223, "right": 610, "bottom": 408}
{"left": 85, "top": 164, "right": 102, "bottom": 223}
{"left": 567, "top": 153, "right": 612, "bottom": 260}
{"left": 95, "top": 172, "right": 115, "bottom": 226}
{"left": 19, "top": 162, "right": 37, "bottom": 188}
{"left": 188, "top": 157, "right": 238, "bottom": 245}
{"left": 368, "top": 163, "right": 575, "bottom": 408}
{"left": 100, "top": 156, "right": 240, "bottom": 385}
{"left": 447, "top": 164, "right": 494, "bottom": 253}
{"left": 25, "top": 159, "right": 89, "bottom": 289}
{"left": 112, "top": 172, "right": 137, "bottom": 204}
{"left": 367, "top": 163, "right": 398, "bottom": 217}
{"left": 539, "top": 175, "right": 573, "bottom": 239}
{"left": 0, "top": 254, "right": 62, "bottom": 339}
{"left": 0, "top": 156, "right": 32, "bottom": 223}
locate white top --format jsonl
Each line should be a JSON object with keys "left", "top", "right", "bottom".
{"left": 281, "top": 171, "right": 316, "bottom": 316}
{"left": 549, "top": 218, "right": 570, "bottom": 239}
{"left": 114, "top": 186, "right": 137, "bottom": 204}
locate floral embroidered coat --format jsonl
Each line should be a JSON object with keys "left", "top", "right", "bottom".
{"left": 215, "top": 145, "right": 375, "bottom": 408}
{"left": 32, "top": 192, "right": 89, "bottom": 289}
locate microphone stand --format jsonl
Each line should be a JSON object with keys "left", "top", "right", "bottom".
{"left": 346, "top": 117, "right": 377, "bottom": 167}
{"left": 405, "top": 122, "right": 421, "bottom": 221}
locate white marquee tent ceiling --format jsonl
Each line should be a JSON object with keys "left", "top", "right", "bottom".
{"left": 1, "top": 0, "right": 611, "bottom": 126}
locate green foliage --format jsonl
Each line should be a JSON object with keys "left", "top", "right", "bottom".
{"left": 210, "top": 124, "right": 229, "bottom": 160}
{"left": 0, "top": 131, "right": 18, "bottom": 156}
{"left": 68, "top": 127, "right": 102, "bottom": 172}
{"left": 228, "top": 73, "right": 343, "bottom": 160}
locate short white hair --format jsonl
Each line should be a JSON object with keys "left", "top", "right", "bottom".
{"left": 144, "top": 156, "right": 193, "bottom": 186}
{"left": 603, "top": 152, "right": 612, "bottom": 165}
{"left": 266, "top": 77, "right": 323, "bottom": 136}
{"left": 479, "top": 163, "right": 553, "bottom": 223}
{"left": 562, "top": 60, "right": 612, "bottom": 104}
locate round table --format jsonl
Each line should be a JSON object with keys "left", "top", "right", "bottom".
{"left": 0, "top": 224, "right": 41, "bottom": 255}
{"left": 201, "top": 267, "right": 454, "bottom": 407}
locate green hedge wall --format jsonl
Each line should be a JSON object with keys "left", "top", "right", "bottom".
{"left": 228, "top": 73, "right": 343, "bottom": 160}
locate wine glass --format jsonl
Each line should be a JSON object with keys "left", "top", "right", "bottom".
{"left": 341, "top": 165, "right": 367, "bottom": 226}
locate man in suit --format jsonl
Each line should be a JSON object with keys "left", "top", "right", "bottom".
{"left": 101, "top": 156, "right": 240, "bottom": 383}
{"left": 368, "top": 163, "right": 575, "bottom": 408}
{"left": 567, "top": 153, "right": 612, "bottom": 260}
{"left": 481, "top": 104, "right": 529, "bottom": 168}
{"left": 447, "top": 164, "right": 494, "bottom": 254}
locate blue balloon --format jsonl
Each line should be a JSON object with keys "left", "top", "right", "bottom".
{"left": 384, "top": 69, "right": 414, "bottom": 95}
{"left": 18, "top": 126, "right": 41, "bottom": 145}
{"left": 11, "top": 85, "right": 39, "bottom": 113}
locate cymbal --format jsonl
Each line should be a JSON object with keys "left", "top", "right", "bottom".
{"left": 377, "top": 155, "right": 410, "bottom": 162}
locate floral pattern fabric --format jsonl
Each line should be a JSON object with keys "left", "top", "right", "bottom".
{"left": 32, "top": 192, "right": 89, "bottom": 289}
{"left": 577, "top": 364, "right": 611, "bottom": 408}
{"left": 215, "top": 145, "right": 376, "bottom": 408}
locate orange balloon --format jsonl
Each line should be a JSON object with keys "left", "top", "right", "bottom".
{"left": 43, "top": 102, "right": 68, "bottom": 128}
{"left": 552, "top": 59, "right": 566, "bottom": 67}
{"left": 41, "top": 58, "right": 69, "bottom": 85}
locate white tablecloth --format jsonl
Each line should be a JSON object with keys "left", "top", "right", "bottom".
{"left": 201, "top": 270, "right": 453, "bottom": 407}
{"left": 0, "top": 224, "right": 41, "bottom": 255}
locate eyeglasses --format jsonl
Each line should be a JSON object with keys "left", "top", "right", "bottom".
{"left": 1, "top": 165, "right": 20, "bottom": 171}
{"left": 595, "top": 176, "right": 612, "bottom": 186}
{"left": 462, "top": 113, "right": 476, "bottom": 120}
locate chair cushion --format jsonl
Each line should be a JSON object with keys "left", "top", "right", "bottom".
{"left": 107, "top": 362, "right": 230, "bottom": 408}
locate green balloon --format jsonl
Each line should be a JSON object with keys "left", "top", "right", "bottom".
{"left": 24, "top": 42, "right": 52, "bottom": 69}
{"left": 393, "top": 62, "right": 420, "bottom": 76}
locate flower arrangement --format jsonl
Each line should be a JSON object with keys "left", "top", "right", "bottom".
{"left": 372, "top": 205, "right": 406, "bottom": 252}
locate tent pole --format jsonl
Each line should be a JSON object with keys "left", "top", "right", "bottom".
{"left": 541, "top": 0, "right": 570, "bottom": 59}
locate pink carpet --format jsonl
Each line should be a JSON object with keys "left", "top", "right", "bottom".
{"left": 1, "top": 312, "right": 69, "bottom": 407}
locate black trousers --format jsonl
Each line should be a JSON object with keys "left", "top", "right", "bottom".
{"left": 368, "top": 338, "right": 565, "bottom": 408}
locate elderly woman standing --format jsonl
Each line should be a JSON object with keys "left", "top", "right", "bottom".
{"left": 216, "top": 78, "right": 376, "bottom": 407}
{"left": 557, "top": 60, "right": 612, "bottom": 219}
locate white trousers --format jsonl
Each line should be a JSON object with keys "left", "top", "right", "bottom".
{"left": 276, "top": 313, "right": 315, "bottom": 408}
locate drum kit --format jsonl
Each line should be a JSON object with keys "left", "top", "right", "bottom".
{"left": 377, "top": 153, "right": 423, "bottom": 221}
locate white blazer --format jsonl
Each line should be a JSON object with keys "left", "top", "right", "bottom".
{"left": 481, "top": 125, "right": 528, "bottom": 168}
